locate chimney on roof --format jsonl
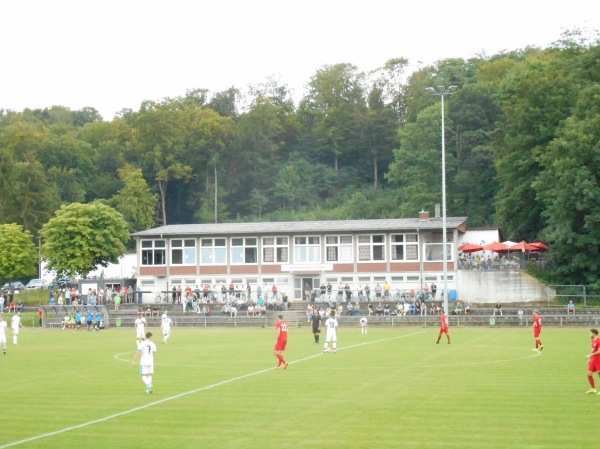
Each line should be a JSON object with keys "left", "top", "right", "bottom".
{"left": 419, "top": 209, "right": 430, "bottom": 220}
{"left": 434, "top": 203, "right": 441, "bottom": 218}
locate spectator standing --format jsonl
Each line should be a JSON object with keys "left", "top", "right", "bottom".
{"left": 517, "top": 308, "right": 524, "bottom": 326}
{"left": 114, "top": 292, "right": 121, "bottom": 311}
{"left": 38, "top": 307, "right": 44, "bottom": 328}
{"left": 323, "top": 310, "right": 339, "bottom": 353}
{"left": 131, "top": 332, "right": 157, "bottom": 394}
{"left": 274, "top": 315, "right": 288, "bottom": 369}
{"left": 586, "top": 328, "right": 600, "bottom": 394}
{"left": 435, "top": 312, "right": 450, "bottom": 344}
{"left": 531, "top": 309, "right": 543, "bottom": 351}
{"left": 383, "top": 280, "right": 391, "bottom": 299}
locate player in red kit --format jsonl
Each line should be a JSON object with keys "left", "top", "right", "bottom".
{"left": 531, "top": 309, "right": 543, "bottom": 351}
{"left": 274, "top": 314, "right": 288, "bottom": 369}
{"left": 585, "top": 328, "right": 600, "bottom": 394}
{"left": 435, "top": 312, "right": 450, "bottom": 344}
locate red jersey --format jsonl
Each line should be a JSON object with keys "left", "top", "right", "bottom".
{"left": 440, "top": 313, "right": 448, "bottom": 330}
{"left": 274, "top": 319, "right": 288, "bottom": 351}
{"left": 276, "top": 320, "right": 288, "bottom": 341}
{"left": 592, "top": 337, "right": 600, "bottom": 357}
{"left": 533, "top": 315, "right": 542, "bottom": 330}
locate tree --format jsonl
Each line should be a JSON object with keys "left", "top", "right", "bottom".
{"left": 536, "top": 84, "right": 600, "bottom": 286}
{"left": 298, "top": 63, "right": 367, "bottom": 171}
{"left": 0, "top": 223, "right": 38, "bottom": 283}
{"left": 386, "top": 104, "right": 455, "bottom": 216}
{"left": 129, "top": 100, "right": 193, "bottom": 225}
{"left": 109, "top": 164, "right": 158, "bottom": 233}
{"left": 40, "top": 202, "right": 129, "bottom": 277}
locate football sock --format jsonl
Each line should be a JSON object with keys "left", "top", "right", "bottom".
{"left": 589, "top": 376, "right": 595, "bottom": 388}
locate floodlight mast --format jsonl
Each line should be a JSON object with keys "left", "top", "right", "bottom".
{"left": 426, "top": 85, "right": 457, "bottom": 315}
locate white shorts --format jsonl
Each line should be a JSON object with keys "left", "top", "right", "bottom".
{"left": 136, "top": 329, "right": 145, "bottom": 339}
{"left": 0, "top": 336, "right": 6, "bottom": 345}
{"left": 140, "top": 365, "right": 154, "bottom": 375}
{"left": 326, "top": 331, "right": 337, "bottom": 342}
{"left": 11, "top": 328, "right": 19, "bottom": 335}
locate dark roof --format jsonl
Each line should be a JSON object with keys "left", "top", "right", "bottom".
{"left": 132, "top": 217, "right": 468, "bottom": 238}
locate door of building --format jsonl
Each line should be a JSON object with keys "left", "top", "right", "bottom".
{"left": 294, "top": 276, "right": 320, "bottom": 300}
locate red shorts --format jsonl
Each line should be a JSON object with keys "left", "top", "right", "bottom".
{"left": 534, "top": 330, "right": 541, "bottom": 338}
{"left": 439, "top": 327, "right": 448, "bottom": 335}
{"left": 589, "top": 357, "right": 600, "bottom": 373}
{"left": 274, "top": 338, "right": 287, "bottom": 351}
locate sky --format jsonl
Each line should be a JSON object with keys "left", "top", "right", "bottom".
{"left": 0, "top": 0, "right": 598, "bottom": 120}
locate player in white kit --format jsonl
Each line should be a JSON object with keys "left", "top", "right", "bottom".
{"left": 324, "top": 310, "right": 339, "bottom": 353}
{"left": 160, "top": 311, "right": 173, "bottom": 344}
{"left": 134, "top": 312, "right": 147, "bottom": 349}
{"left": 0, "top": 314, "right": 7, "bottom": 354}
{"left": 132, "top": 332, "right": 157, "bottom": 394}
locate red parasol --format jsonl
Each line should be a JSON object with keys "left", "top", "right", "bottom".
{"left": 482, "top": 242, "right": 509, "bottom": 252}
{"left": 459, "top": 243, "right": 484, "bottom": 253}
{"left": 529, "top": 242, "right": 550, "bottom": 251}
{"left": 510, "top": 241, "right": 538, "bottom": 252}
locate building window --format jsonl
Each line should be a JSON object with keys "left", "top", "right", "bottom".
{"left": 201, "top": 238, "right": 227, "bottom": 265}
{"left": 171, "top": 239, "right": 196, "bottom": 265}
{"left": 358, "top": 235, "right": 385, "bottom": 261}
{"left": 294, "top": 236, "right": 320, "bottom": 263}
{"left": 326, "top": 235, "right": 353, "bottom": 262}
{"left": 262, "top": 237, "right": 289, "bottom": 263}
{"left": 391, "top": 233, "right": 419, "bottom": 261}
{"left": 141, "top": 239, "right": 166, "bottom": 266}
{"left": 231, "top": 237, "right": 258, "bottom": 264}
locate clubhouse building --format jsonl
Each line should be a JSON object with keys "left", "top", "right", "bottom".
{"left": 131, "top": 210, "right": 468, "bottom": 301}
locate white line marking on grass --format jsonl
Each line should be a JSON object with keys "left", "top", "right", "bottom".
{"left": 0, "top": 331, "right": 424, "bottom": 448}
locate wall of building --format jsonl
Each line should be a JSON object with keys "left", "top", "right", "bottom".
{"left": 457, "top": 270, "right": 555, "bottom": 303}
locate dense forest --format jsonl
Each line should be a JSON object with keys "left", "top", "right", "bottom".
{"left": 1, "top": 30, "right": 599, "bottom": 286}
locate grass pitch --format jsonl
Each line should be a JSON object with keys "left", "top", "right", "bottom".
{"left": 0, "top": 324, "right": 595, "bottom": 449}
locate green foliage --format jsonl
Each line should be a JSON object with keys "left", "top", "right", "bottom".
{"left": 40, "top": 202, "right": 130, "bottom": 277}
{"left": 108, "top": 164, "right": 158, "bottom": 233}
{"left": 0, "top": 223, "right": 38, "bottom": 283}
{"left": 1, "top": 35, "right": 600, "bottom": 285}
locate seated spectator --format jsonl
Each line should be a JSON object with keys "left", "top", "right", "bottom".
{"left": 16, "top": 300, "right": 23, "bottom": 312}
{"left": 464, "top": 303, "right": 471, "bottom": 314}
{"left": 375, "top": 303, "right": 384, "bottom": 316}
{"left": 367, "top": 303, "right": 374, "bottom": 316}
{"left": 144, "top": 306, "right": 152, "bottom": 317}
{"left": 567, "top": 300, "right": 575, "bottom": 315}
{"left": 493, "top": 301, "right": 502, "bottom": 316}
{"left": 8, "top": 301, "right": 16, "bottom": 313}
{"left": 454, "top": 301, "right": 463, "bottom": 315}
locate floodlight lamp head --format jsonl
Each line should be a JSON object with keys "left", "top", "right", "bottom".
{"left": 437, "top": 86, "right": 445, "bottom": 92}
{"left": 448, "top": 85, "right": 458, "bottom": 92}
{"left": 425, "top": 87, "right": 436, "bottom": 94}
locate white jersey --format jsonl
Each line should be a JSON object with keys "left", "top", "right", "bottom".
{"left": 360, "top": 317, "right": 367, "bottom": 326}
{"left": 139, "top": 339, "right": 157, "bottom": 366}
{"left": 134, "top": 317, "right": 147, "bottom": 339}
{"left": 11, "top": 315, "right": 21, "bottom": 333}
{"left": 0, "top": 320, "right": 7, "bottom": 343}
{"left": 324, "top": 317, "right": 338, "bottom": 342}
{"left": 161, "top": 315, "right": 172, "bottom": 335}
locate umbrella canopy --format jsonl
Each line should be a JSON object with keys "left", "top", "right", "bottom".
{"left": 529, "top": 242, "right": 550, "bottom": 251}
{"left": 510, "top": 241, "right": 538, "bottom": 252}
{"left": 459, "top": 243, "right": 484, "bottom": 253}
{"left": 482, "top": 242, "right": 509, "bottom": 252}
